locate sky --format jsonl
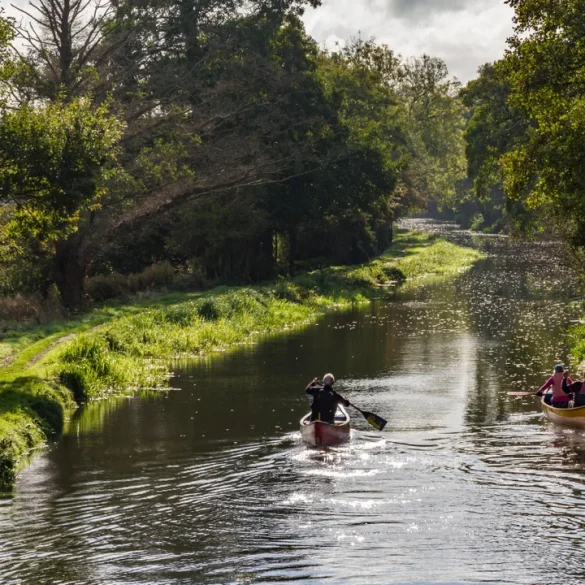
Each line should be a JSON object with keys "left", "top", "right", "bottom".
{"left": 302, "top": 0, "right": 515, "bottom": 83}
{"left": 4, "top": 0, "right": 515, "bottom": 84}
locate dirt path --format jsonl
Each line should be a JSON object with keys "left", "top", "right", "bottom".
{"left": 24, "top": 333, "right": 79, "bottom": 368}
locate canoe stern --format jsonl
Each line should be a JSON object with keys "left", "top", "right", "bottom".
{"left": 541, "top": 398, "right": 585, "bottom": 428}
{"left": 300, "top": 406, "right": 351, "bottom": 447}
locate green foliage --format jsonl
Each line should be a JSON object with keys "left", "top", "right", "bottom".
{"left": 0, "top": 98, "right": 124, "bottom": 242}
{"left": 460, "top": 62, "right": 533, "bottom": 234}
{"left": 52, "top": 232, "right": 483, "bottom": 402}
{"left": 469, "top": 213, "right": 485, "bottom": 232}
{"left": 86, "top": 261, "right": 177, "bottom": 302}
{"left": 398, "top": 55, "right": 467, "bottom": 211}
{"left": 0, "top": 0, "right": 475, "bottom": 310}
{"left": 0, "top": 376, "right": 74, "bottom": 490}
{"left": 499, "top": 0, "right": 585, "bottom": 247}
{"left": 54, "top": 289, "right": 315, "bottom": 400}
{"left": 570, "top": 324, "right": 585, "bottom": 366}
{"left": 0, "top": 10, "right": 15, "bottom": 105}
{"left": 0, "top": 229, "right": 483, "bottom": 488}
{"left": 167, "top": 195, "right": 273, "bottom": 282}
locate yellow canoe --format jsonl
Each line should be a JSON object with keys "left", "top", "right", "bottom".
{"left": 541, "top": 397, "right": 585, "bottom": 428}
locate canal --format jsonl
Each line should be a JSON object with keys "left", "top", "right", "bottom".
{"left": 2, "top": 221, "right": 584, "bottom": 585}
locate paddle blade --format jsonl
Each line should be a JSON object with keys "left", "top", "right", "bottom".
{"left": 363, "top": 411, "right": 387, "bottom": 431}
{"left": 507, "top": 392, "right": 536, "bottom": 397}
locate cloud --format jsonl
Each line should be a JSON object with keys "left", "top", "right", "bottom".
{"left": 391, "top": 0, "right": 475, "bottom": 21}
{"left": 4, "top": 0, "right": 514, "bottom": 83}
{"left": 303, "top": 0, "right": 515, "bottom": 82}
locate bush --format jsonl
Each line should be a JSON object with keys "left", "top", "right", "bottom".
{"left": 196, "top": 297, "right": 222, "bottom": 320}
{"left": 127, "top": 261, "right": 175, "bottom": 293}
{"left": 271, "top": 279, "right": 304, "bottom": 303}
{"left": 164, "top": 303, "right": 198, "bottom": 326}
{"left": 0, "top": 294, "right": 41, "bottom": 323}
{"left": 382, "top": 266, "right": 406, "bottom": 283}
{"left": 86, "top": 261, "right": 178, "bottom": 302}
{"left": 57, "top": 333, "right": 163, "bottom": 401}
{"left": 470, "top": 213, "right": 485, "bottom": 232}
{"left": 85, "top": 273, "right": 129, "bottom": 302}
{"left": 0, "top": 288, "right": 64, "bottom": 326}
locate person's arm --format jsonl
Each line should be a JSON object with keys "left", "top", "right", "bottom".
{"left": 537, "top": 377, "right": 554, "bottom": 395}
{"left": 561, "top": 372, "right": 574, "bottom": 395}
{"left": 306, "top": 378, "right": 321, "bottom": 395}
{"left": 562, "top": 377, "right": 571, "bottom": 395}
{"left": 567, "top": 381, "right": 581, "bottom": 394}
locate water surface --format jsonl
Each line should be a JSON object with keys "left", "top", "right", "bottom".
{"left": 2, "top": 221, "right": 584, "bottom": 585}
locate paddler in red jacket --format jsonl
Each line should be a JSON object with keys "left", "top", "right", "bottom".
{"left": 306, "top": 373, "right": 350, "bottom": 423}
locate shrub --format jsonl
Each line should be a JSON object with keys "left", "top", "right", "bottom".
{"left": 272, "top": 280, "right": 303, "bottom": 303}
{"left": 0, "top": 289, "right": 64, "bottom": 326}
{"left": 470, "top": 213, "right": 485, "bottom": 232}
{"left": 86, "top": 261, "right": 178, "bottom": 302}
{"left": 196, "top": 297, "right": 222, "bottom": 321}
{"left": 57, "top": 333, "right": 165, "bottom": 401}
{"left": 382, "top": 266, "right": 406, "bottom": 283}
{"left": 128, "top": 261, "right": 175, "bottom": 293}
{"left": 85, "top": 273, "right": 129, "bottom": 302}
{"left": 164, "top": 303, "right": 198, "bottom": 326}
{"left": 0, "top": 294, "right": 41, "bottom": 323}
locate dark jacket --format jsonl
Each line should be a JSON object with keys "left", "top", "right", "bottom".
{"left": 306, "top": 382, "right": 350, "bottom": 423}
{"left": 562, "top": 377, "right": 585, "bottom": 407}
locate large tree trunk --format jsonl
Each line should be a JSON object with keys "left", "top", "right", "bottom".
{"left": 54, "top": 234, "right": 86, "bottom": 310}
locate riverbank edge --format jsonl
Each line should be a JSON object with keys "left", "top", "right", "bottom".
{"left": 0, "top": 231, "right": 485, "bottom": 490}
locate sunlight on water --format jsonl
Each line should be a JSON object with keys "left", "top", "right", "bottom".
{"left": 2, "top": 220, "right": 585, "bottom": 585}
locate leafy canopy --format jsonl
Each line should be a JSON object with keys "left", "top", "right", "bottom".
{"left": 502, "top": 0, "right": 585, "bottom": 244}
{"left": 0, "top": 98, "right": 124, "bottom": 242}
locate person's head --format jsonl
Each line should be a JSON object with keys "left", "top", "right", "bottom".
{"left": 554, "top": 364, "right": 564, "bottom": 374}
{"left": 323, "top": 373, "right": 335, "bottom": 386}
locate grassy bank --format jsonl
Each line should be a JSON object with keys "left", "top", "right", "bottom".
{"left": 0, "top": 231, "right": 484, "bottom": 490}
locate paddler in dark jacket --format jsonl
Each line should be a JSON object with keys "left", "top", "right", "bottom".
{"left": 306, "top": 373, "right": 350, "bottom": 424}
{"left": 562, "top": 371, "right": 585, "bottom": 407}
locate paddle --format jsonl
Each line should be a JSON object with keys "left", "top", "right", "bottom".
{"left": 348, "top": 403, "right": 387, "bottom": 431}
{"left": 507, "top": 392, "right": 538, "bottom": 397}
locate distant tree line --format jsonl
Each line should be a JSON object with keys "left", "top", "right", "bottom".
{"left": 0, "top": 0, "right": 467, "bottom": 311}
{"left": 458, "top": 0, "right": 585, "bottom": 249}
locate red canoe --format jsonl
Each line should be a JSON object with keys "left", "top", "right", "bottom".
{"left": 300, "top": 405, "right": 350, "bottom": 447}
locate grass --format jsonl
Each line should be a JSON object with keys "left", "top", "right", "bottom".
{"left": 0, "top": 230, "right": 485, "bottom": 490}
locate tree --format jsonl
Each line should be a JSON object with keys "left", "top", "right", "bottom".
{"left": 0, "top": 98, "right": 124, "bottom": 307}
{"left": 398, "top": 55, "right": 467, "bottom": 211}
{"left": 10, "top": 0, "right": 118, "bottom": 103}
{"left": 460, "top": 62, "right": 530, "bottom": 231}
{"left": 502, "top": 0, "right": 585, "bottom": 247}
{"left": 262, "top": 38, "right": 409, "bottom": 273}
{"left": 6, "top": 1, "right": 329, "bottom": 306}
{"left": 0, "top": 9, "right": 15, "bottom": 103}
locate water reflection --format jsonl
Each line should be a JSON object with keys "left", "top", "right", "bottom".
{"left": 2, "top": 220, "right": 585, "bottom": 584}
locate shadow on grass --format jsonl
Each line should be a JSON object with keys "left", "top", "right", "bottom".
{"left": 381, "top": 231, "right": 438, "bottom": 260}
{"left": 0, "top": 375, "right": 73, "bottom": 490}
{"left": 0, "top": 377, "right": 67, "bottom": 434}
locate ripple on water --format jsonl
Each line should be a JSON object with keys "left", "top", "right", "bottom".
{"left": 3, "top": 220, "right": 585, "bottom": 585}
